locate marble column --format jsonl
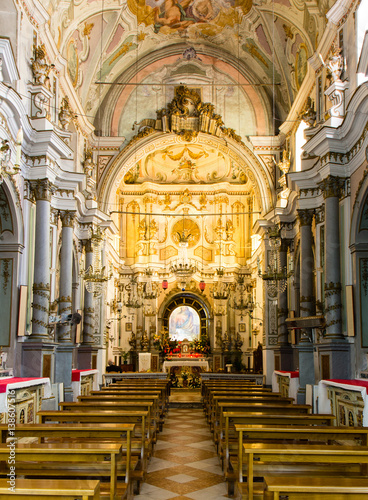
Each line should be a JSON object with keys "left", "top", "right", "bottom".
{"left": 77, "top": 239, "right": 97, "bottom": 369}
{"left": 297, "top": 209, "right": 315, "bottom": 402}
{"left": 318, "top": 176, "right": 350, "bottom": 379}
{"left": 55, "top": 210, "right": 75, "bottom": 401}
{"left": 22, "top": 180, "right": 55, "bottom": 378}
{"left": 321, "top": 176, "right": 344, "bottom": 340}
{"left": 276, "top": 238, "right": 293, "bottom": 370}
{"left": 30, "top": 180, "right": 53, "bottom": 339}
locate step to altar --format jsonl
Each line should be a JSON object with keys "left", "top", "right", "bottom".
{"left": 169, "top": 388, "right": 202, "bottom": 408}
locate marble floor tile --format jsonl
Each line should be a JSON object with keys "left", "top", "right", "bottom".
{"left": 133, "top": 407, "right": 227, "bottom": 499}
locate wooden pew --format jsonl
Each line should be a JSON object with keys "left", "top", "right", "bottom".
{"left": 208, "top": 396, "right": 295, "bottom": 428}
{"left": 0, "top": 442, "right": 123, "bottom": 500}
{"left": 77, "top": 395, "right": 164, "bottom": 432}
{"left": 59, "top": 401, "right": 157, "bottom": 445}
{"left": 214, "top": 403, "right": 312, "bottom": 442}
{"left": 263, "top": 476, "right": 368, "bottom": 500}
{"left": 220, "top": 410, "right": 335, "bottom": 494}
{"left": 100, "top": 385, "right": 169, "bottom": 414}
{"left": 205, "top": 391, "right": 290, "bottom": 421}
{"left": 224, "top": 423, "right": 368, "bottom": 496}
{"left": 0, "top": 478, "right": 101, "bottom": 499}
{"left": 240, "top": 442, "right": 368, "bottom": 500}
{"left": 37, "top": 410, "right": 150, "bottom": 477}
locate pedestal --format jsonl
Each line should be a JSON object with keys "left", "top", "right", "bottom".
{"left": 21, "top": 342, "right": 55, "bottom": 380}
{"left": 138, "top": 352, "right": 151, "bottom": 372}
{"left": 55, "top": 344, "right": 74, "bottom": 401}
{"left": 297, "top": 340, "right": 315, "bottom": 404}
{"left": 77, "top": 345, "right": 98, "bottom": 370}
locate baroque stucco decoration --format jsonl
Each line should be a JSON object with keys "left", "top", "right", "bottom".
{"left": 98, "top": 86, "right": 274, "bottom": 214}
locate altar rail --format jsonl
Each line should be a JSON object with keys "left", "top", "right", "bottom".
{"left": 200, "top": 373, "right": 264, "bottom": 385}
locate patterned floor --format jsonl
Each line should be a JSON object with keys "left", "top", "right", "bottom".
{"left": 134, "top": 408, "right": 228, "bottom": 499}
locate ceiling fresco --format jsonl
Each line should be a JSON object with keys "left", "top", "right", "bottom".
{"left": 44, "top": 0, "right": 336, "bottom": 141}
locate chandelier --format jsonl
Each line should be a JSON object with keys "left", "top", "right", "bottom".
{"left": 81, "top": 227, "right": 112, "bottom": 298}
{"left": 122, "top": 276, "right": 143, "bottom": 309}
{"left": 210, "top": 268, "right": 230, "bottom": 300}
{"left": 230, "top": 276, "right": 254, "bottom": 317}
{"left": 258, "top": 224, "right": 293, "bottom": 298}
{"left": 169, "top": 235, "right": 197, "bottom": 290}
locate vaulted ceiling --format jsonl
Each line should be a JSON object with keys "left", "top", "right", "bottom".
{"left": 44, "top": 0, "right": 335, "bottom": 144}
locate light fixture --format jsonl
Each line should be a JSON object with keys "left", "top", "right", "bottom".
{"left": 81, "top": 226, "right": 112, "bottom": 298}
{"left": 169, "top": 212, "right": 197, "bottom": 290}
{"left": 230, "top": 276, "right": 254, "bottom": 317}
{"left": 257, "top": 224, "right": 293, "bottom": 298}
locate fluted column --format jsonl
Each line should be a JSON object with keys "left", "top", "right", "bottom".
{"left": 299, "top": 209, "right": 315, "bottom": 327}
{"left": 30, "top": 180, "right": 53, "bottom": 339}
{"left": 276, "top": 238, "right": 293, "bottom": 370}
{"left": 57, "top": 211, "right": 76, "bottom": 343}
{"left": 321, "top": 176, "right": 343, "bottom": 340}
{"left": 82, "top": 239, "right": 95, "bottom": 345}
{"left": 297, "top": 208, "right": 315, "bottom": 402}
{"left": 277, "top": 239, "right": 289, "bottom": 346}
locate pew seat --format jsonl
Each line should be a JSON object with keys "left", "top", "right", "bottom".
{"left": 0, "top": 478, "right": 100, "bottom": 499}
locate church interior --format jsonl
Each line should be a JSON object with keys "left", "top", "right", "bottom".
{"left": 1, "top": 0, "right": 368, "bottom": 497}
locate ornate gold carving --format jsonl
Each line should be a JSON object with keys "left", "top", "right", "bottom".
{"left": 171, "top": 219, "right": 200, "bottom": 248}
{"left": 297, "top": 209, "right": 314, "bottom": 226}
{"left": 60, "top": 210, "right": 76, "bottom": 227}
{"left": 31, "top": 179, "right": 55, "bottom": 202}
{"left": 31, "top": 44, "right": 54, "bottom": 86}
{"left": 319, "top": 175, "right": 344, "bottom": 199}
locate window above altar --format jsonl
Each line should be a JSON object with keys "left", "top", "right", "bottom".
{"left": 169, "top": 305, "right": 200, "bottom": 342}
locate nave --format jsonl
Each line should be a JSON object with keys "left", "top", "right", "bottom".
{"left": 134, "top": 407, "right": 227, "bottom": 500}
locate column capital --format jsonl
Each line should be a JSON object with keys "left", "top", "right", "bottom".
{"left": 60, "top": 210, "right": 76, "bottom": 227}
{"left": 83, "top": 239, "right": 93, "bottom": 253}
{"left": 319, "top": 175, "right": 344, "bottom": 199}
{"left": 31, "top": 179, "right": 55, "bottom": 202}
{"left": 297, "top": 209, "right": 314, "bottom": 226}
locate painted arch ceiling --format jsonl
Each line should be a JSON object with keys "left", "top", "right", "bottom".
{"left": 45, "top": 0, "right": 334, "bottom": 140}
{"left": 42, "top": 0, "right": 335, "bottom": 218}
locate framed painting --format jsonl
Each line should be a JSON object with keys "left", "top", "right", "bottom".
{"left": 125, "top": 322, "right": 132, "bottom": 332}
{"left": 239, "top": 323, "right": 246, "bottom": 332}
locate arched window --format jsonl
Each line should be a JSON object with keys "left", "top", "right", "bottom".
{"left": 169, "top": 305, "right": 200, "bottom": 341}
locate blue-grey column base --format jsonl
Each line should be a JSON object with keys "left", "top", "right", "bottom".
{"left": 21, "top": 342, "right": 55, "bottom": 379}
{"left": 297, "top": 342, "right": 315, "bottom": 404}
{"left": 317, "top": 340, "right": 351, "bottom": 379}
{"left": 274, "top": 345, "right": 294, "bottom": 371}
{"left": 77, "top": 346, "right": 98, "bottom": 369}
{"left": 55, "top": 344, "right": 74, "bottom": 402}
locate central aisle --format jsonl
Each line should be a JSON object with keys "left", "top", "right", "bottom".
{"left": 134, "top": 408, "right": 228, "bottom": 499}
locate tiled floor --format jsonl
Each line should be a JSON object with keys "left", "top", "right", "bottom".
{"left": 134, "top": 408, "right": 228, "bottom": 499}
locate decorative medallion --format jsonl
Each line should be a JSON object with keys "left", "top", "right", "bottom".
{"left": 171, "top": 218, "right": 200, "bottom": 248}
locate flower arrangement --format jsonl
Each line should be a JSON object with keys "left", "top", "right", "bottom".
{"left": 190, "top": 337, "right": 211, "bottom": 356}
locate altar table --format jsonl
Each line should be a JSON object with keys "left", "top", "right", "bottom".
{"left": 72, "top": 370, "right": 99, "bottom": 400}
{"left": 272, "top": 370, "right": 299, "bottom": 402}
{"left": 0, "top": 377, "right": 51, "bottom": 423}
{"left": 317, "top": 379, "right": 368, "bottom": 427}
{"left": 162, "top": 358, "right": 209, "bottom": 373}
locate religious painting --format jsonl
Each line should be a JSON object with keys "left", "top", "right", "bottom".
{"left": 295, "top": 44, "right": 308, "bottom": 90}
{"left": 125, "top": 322, "right": 132, "bottom": 332}
{"left": 239, "top": 323, "right": 245, "bottom": 332}
{"left": 127, "top": 0, "right": 253, "bottom": 35}
{"left": 169, "top": 305, "right": 200, "bottom": 341}
{"left": 67, "top": 40, "right": 78, "bottom": 87}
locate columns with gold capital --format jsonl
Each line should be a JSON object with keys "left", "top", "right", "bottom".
{"left": 30, "top": 179, "right": 54, "bottom": 339}
{"left": 57, "top": 210, "right": 76, "bottom": 343}
{"left": 319, "top": 175, "right": 344, "bottom": 340}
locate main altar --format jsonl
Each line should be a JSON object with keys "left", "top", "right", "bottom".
{"left": 162, "top": 357, "right": 209, "bottom": 373}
